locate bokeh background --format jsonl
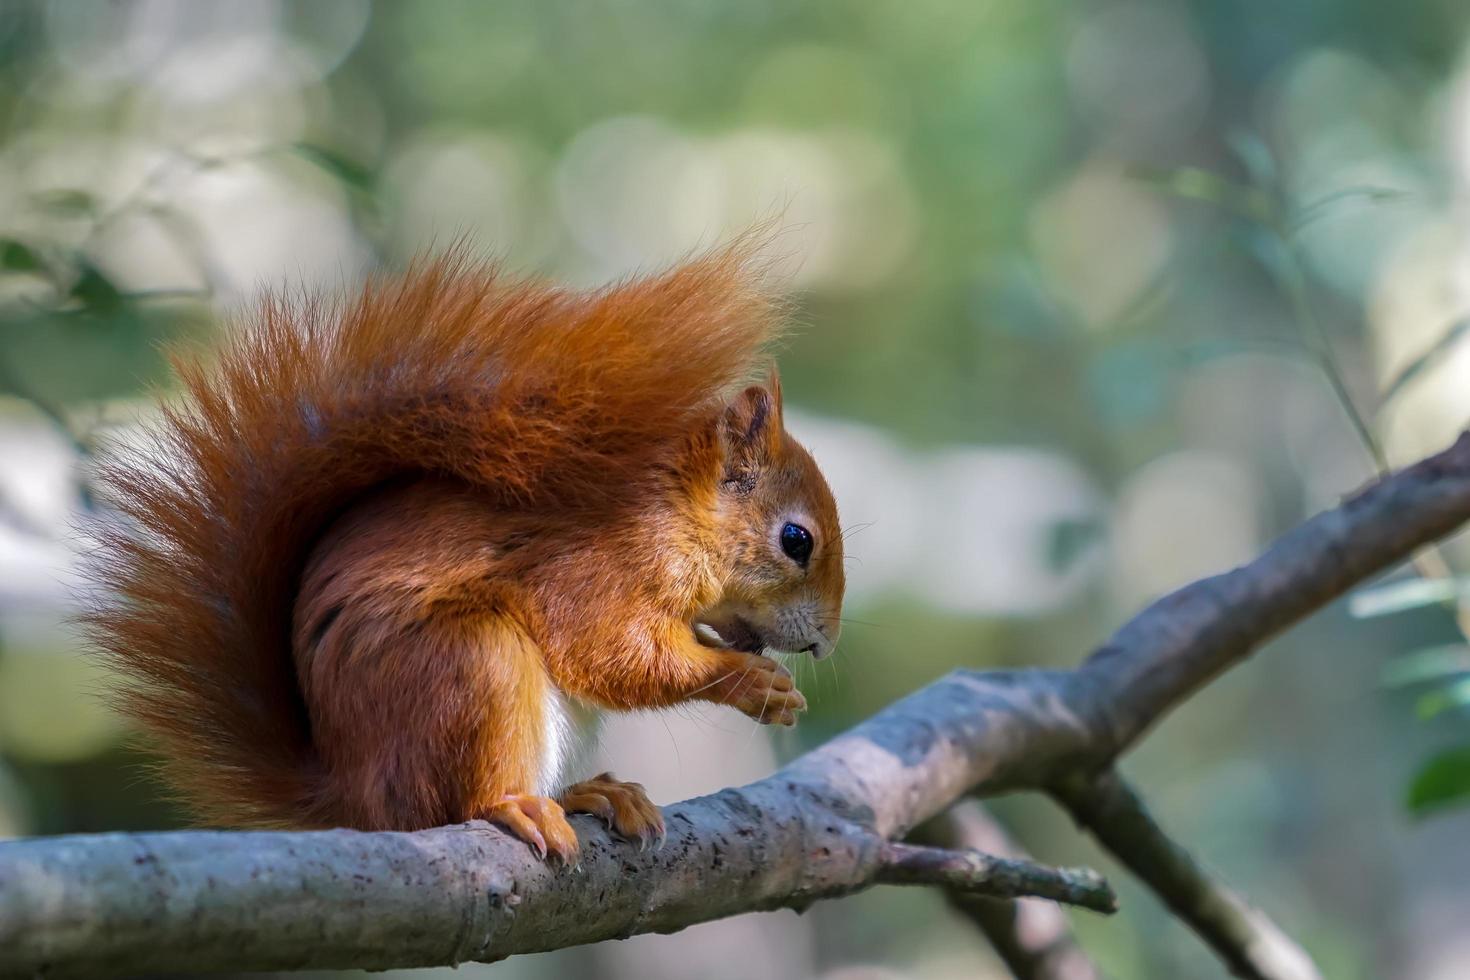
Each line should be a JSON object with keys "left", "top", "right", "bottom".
{"left": 4, "top": 1, "right": 1470, "bottom": 977}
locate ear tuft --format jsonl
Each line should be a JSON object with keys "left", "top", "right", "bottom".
{"left": 766, "top": 367, "right": 784, "bottom": 419}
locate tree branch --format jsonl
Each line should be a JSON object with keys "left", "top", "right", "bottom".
{"left": 1053, "top": 771, "right": 1322, "bottom": 980}
{"left": 6, "top": 430, "right": 1470, "bottom": 977}
{"left": 875, "top": 842, "right": 1115, "bottom": 912}
{"left": 2, "top": 779, "right": 1107, "bottom": 976}
{"left": 913, "top": 802, "right": 1102, "bottom": 980}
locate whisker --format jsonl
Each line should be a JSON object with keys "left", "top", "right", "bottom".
{"left": 681, "top": 663, "right": 747, "bottom": 699}
{"left": 817, "top": 613, "right": 885, "bottom": 628}
{"left": 690, "top": 698, "right": 747, "bottom": 736}
{"left": 827, "top": 648, "right": 848, "bottom": 696}
{"left": 809, "top": 549, "right": 856, "bottom": 569}
{"left": 685, "top": 703, "right": 743, "bottom": 736}
{"left": 666, "top": 702, "right": 707, "bottom": 736}
{"left": 655, "top": 709, "right": 684, "bottom": 775}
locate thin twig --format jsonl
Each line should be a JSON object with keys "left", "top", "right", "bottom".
{"left": 913, "top": 803, "right": 1104, "bottom": 980}
{"left": 1378, "top": 317, "right": 1470, "bottom": 408}
{"left": 1272, "top": 243, "right": 1387, "bottom": 471}
{"left": 1052, "top": 770, "right": 1321, "bottom": 980}
{"left": 876, "top": 842, "right": 1116, "bottom": 913}
{"left": 1272, "top": 210, "right": 1470, "bottom": 638}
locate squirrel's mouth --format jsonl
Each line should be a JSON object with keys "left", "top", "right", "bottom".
{"left": 697, "top": 615, "right": 769, "bottom": 655}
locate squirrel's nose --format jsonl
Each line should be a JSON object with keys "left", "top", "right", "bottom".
{"left": 804, "top": 641, "right": 833, "bottom": 660}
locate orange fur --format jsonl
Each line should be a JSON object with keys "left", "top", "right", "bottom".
{"left": 85, "top": 236, "right": 844, "bottom": 838}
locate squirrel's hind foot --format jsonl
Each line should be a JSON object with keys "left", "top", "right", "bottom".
{"left": 560, "top": 772, "right": 665, "bottom": 850}
{"left": 485, "top": 794, "right": 580, "bottom": 864}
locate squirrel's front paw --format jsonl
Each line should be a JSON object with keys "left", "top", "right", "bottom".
{"left": 484, "top": 794, "right": 580, "bottom": 864}
{"left": 708, "top": 652, "right": 806, "bottom": 726}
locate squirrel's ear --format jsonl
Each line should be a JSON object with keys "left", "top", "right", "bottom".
{"left": 722, "top": 383, "right": 783, "bottom": 479}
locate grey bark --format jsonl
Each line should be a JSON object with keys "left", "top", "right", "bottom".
{"left": 914, "top": 802, "right": 1103, "bottom": 980}
{"left": 875, "top": 842, "right": 1114, "bottom": 911}
{"left": 5, "top": 431, "right": 1470, "bottom": 977}
{"left": 1053, "top": 771, "right": 1321, "bottom": 980}
{"left": 2, "top": 778, "right": 1102, "bottom": 976}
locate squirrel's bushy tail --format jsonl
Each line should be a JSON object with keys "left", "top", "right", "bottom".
{"left": 85, "top": 238, "right": 781, "bottom": 827}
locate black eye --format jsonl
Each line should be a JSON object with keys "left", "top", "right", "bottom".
{"left": 779, "top": 522, "right": 813, "bottom": 565}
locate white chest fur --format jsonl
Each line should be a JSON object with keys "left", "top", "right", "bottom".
{"left": 537, "top": 686, "right": 602, "bottom": 795}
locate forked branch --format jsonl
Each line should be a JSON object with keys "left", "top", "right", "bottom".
{"left": 5, "top": 432, "right": 1470, "bottom": 977}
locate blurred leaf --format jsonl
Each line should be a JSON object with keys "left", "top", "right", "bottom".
{"left": 1047, "top": 516, "right": 1104, "bottom": 573}
{"left": 1407, "top": 746, "right": 1470, "bottom": 817}
{"left": 1379, "top": 318, "right": 1470, "bottom": 408}
{"left": 68, "top": 263, "right": 123, "bottom": 314}
{"left": 30, "top": 189, "right": 96, "bottom": 216}
{"left": 1349, "top": 577, "right": 1466, "bottom": 618}
{"left": 1227, "top": 130, "right": 1278, "bottom": 190}
{"left": 0, "top": 239, "right": 41, "bottom": 272}
{"left": 291, "top": 142, "right": 376, "bottom": 192}
{"left": 1382, "top": 645, "right": 1470, "bottom": 687}
{"left": 1132, "top": 166, "right": 1275, "bottom": 224}
{"left": 1416, "top": 678, "right": 1470, "bottom": 720}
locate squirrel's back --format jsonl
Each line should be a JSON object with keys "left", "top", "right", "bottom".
{"left": 86, "top": 240, "right": 780, "bottom": 827}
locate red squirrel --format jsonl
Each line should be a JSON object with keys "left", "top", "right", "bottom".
{"left": 87, "top": 239, "right": 845, "bottom": 861}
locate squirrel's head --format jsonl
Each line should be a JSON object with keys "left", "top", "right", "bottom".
{"left": 699, "top": 375, "right": 845, "bottom": 660}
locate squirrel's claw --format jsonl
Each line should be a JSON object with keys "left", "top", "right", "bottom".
{"left": 485, "top": 794, "right": 580, "bottom": 865}
{"left": 560, "top": 772, "right": 666, "bottom": 850}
